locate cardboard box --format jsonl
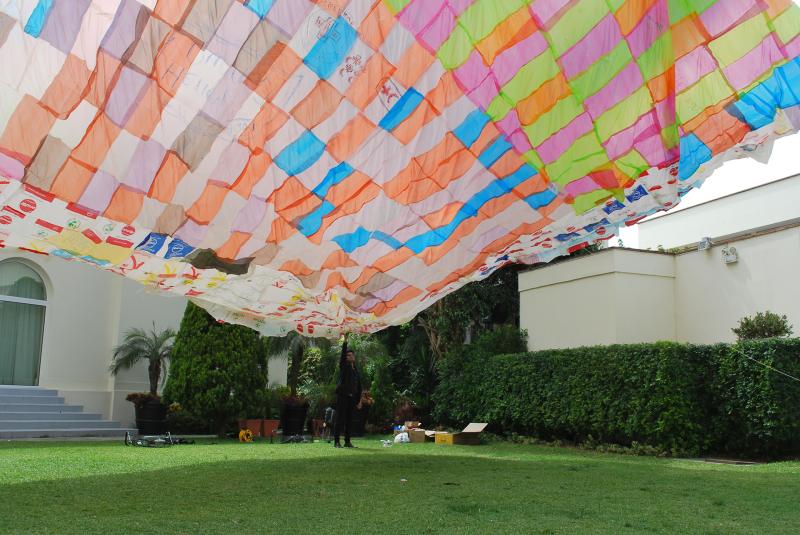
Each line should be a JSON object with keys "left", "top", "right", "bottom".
{"left": 408, "top": 429, "right": 427, "bottom": 443}
{"left": 434, "top": 432, "right": 454, "bottom": 445}
{"left": 404, "top": 421, "right": 421, "bottom": 429}
{"left": 435, "top": 423, "right": 488, "bottom": 445}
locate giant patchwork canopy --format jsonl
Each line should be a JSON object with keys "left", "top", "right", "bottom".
{"left": 0, "top": 0, "right": 798, "bottom": 336}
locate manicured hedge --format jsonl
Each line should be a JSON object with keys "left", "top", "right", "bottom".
{"left": 433, "top": 338, "right": 800, "bottom": 457}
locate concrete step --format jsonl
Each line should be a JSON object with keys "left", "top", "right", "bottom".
{"left": 0, "top": 386, "right": 59, "bottom": 397}
{"left": 0, "top": 428, "right": 137, "bottom": 439}
{"left": 0, "top": 412, "right": 102, "bottom": 421}
{"left": 0, "top": 403, "right": 82, "bottom": 412}
{"left": 0, "top": 420, "right": 122, "bottom": 431}
{"left": 0, "top": 395, "right": 65, "bottom": 405}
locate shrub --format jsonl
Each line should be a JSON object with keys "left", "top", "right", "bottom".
{"left": 163, "top": 302, "right": 268, "bottom": 437}
{"left": 732, "top": 311, "right": 793, "bottom": 340}
{"left": 434, "top": 338, "right": 800, "bottom": 458}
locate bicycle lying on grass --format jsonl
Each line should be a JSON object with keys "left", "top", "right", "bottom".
{"left": 123, "top": 431, "right": 195, "bottom": 447}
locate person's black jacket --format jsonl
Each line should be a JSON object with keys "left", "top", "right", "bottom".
{"left": 336, "top": 339, "right": 361, "bottom": 398}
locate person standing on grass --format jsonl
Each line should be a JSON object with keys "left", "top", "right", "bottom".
{"left": 334, "top": 333, "right": 362, "bottom": 448}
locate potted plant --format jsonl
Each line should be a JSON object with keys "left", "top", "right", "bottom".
{"left": 267, "top": 333, "right": 331, "bottom": 437}
{"left": 261, "top": 387, "right": 282, "bottom": 439}
{"left": 110, "top": 324, "right": 176, "bottom": 434}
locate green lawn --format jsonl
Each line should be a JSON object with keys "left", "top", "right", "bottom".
{"left": 1, "top": 438, "right": 798, "bottom": 534}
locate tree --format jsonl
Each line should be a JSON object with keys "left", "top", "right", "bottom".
{"left": 109, "top": 324, "right": 175, "bottom": 395}
{"left": 162, "top": 302, "right": 268, "bottom": 436}
{"left": 733, "top": 311, "right": 794, "bottom": 341}
{"left": 266, "top": 332, "right": 331, "bottom": 398}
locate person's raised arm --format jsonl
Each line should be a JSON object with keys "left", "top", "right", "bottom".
{"left": 339, "top": 332, "right": 349, "bottom": 367}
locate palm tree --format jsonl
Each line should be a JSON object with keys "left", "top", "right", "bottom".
{"left": 266, "top": 332, "right": 331, "bottom": 398}
{"left": 110, "top": 324, "right": 176, "bottom": 395}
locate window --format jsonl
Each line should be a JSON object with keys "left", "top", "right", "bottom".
{"left": 0, "top": 260, "right": 47, "bottom": 386}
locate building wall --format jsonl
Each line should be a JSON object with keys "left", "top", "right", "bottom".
{"left": 637, "top": 174, "right": 800, "bottom": 249}
{"left": 0, "top": 249, "right": 187, "bottom": 423}
{"left": 674, "top": 227, "right": 800, "bottom": 344}
{"left": 519, "top": 225, "right": 800, "bottom": 350}
{"left": 0, "top": 249, "right": 289, "bottom": 426}
{"left": 519, "top": 249, "right": 675, "bottom": 351}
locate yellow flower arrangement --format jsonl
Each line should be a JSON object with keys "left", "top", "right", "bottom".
{"left": 239, "top": 428, "right": 254, "bottom": 443}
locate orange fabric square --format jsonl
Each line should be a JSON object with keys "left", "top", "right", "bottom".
{"left": 517, "top": 73, "right": 570, "bottom": 126}
{"left": 615, "top": 0, "right": 659, "bottom": 36}
{"left": 325, "top": 170, "right": 371, "bottom": 206}
{"left": 149, "top": 151, "right": 188, "bottom": 203}
{"left": 358, "top": 2, "right": 395, "bottom": 51}
{"left": 417, "top": 133, "right": 462, "bottom": 178}
{"left": 291, "top": 80, "right": 343, "bottom": 129}
{"left": 683, "top": 96, "right": 735, "bottom": 132}
{"left": 392, "top": 98, "right": 439, "bottom": 145}
{"left": 372, "top": 248, "right": 414, "bottom": 272}
{"left": 383, "top": 158, "right": 423, "bottom": 199}
{"left": 488, "top": 151, "right": 524, "bottom": 178}
{"left": 422, "top": 201, "right": 464, "bottom": 229}
{"left": 238, "top": 102, "right": 288, "bottom": 153}
{"left": 475, "top": 7, "right": 535, "bottom": 64}
{"left": 672, "top": 15, "right": 710, "bottom": 59}
{"left": 187, "top": 182, "right": 228, "bottom": 224}
{"left": 646, "top": 68, "right": 673, "bottom": 103}
{"left": 429, "top": 147, "right": 475, "bottom": 188}
{"left": 393, "top": 41, "right": 435, "bottom": 88}
{"left": 86, "top": 51, "right": 121, "bottom": 109}
{"left": 512, "top": 173, "right": 548, "bottom": 198}
{"left": 268, "top": 216, "right": 296, "bottom": 243}
{"left": 764, "top": 0, "right": 792, "bottom": 18}
{"left": 50, "top": 158, "right": 94, "bottom": 203}
{"left": 314, "top": 0, "right": 349, "bottom": 16}
{"left": 71, "top": 113, "right": 121, "bottom": 170}
{"left": 125, "top": 81, "right": 171, "bottom": 139}
{"left": 345, "top": 53, "right": 395, "bottom": 110}
{"left": 250, "top": 44, "right": 302, "bottom": 101}
{"left": 470, "top": 122, "right": 501, "bottom": 154}
{"left": 154, "top": 30, "right": 200, "bottom": 96}
{"left": 216, "top": 231, "right": 251, "bottom": 261}
{"left": 231, "top": 152, "right": 271, "bottom": 199}
{"left": 693, "top": 109, "right": 750, "bottom": 155}
{"left": 40, "top": 54, "right": 92, "bottom": 118}
{"left": 327, "top": 114, "right": 376, "bottom": 162}
{"left": 104, "top": 186, "right": 144, "bottom": 224}
{"left": 270, "top": 176, "right": 313, "bottom": 214}
{"left": 154, "top": 0, "right": 193, "bottom": 26}
{"left": 0, "top": 95, "right": 56, "bottom": 164}
{"left": 426, "top": 71, "right": 464, "bottom": 113}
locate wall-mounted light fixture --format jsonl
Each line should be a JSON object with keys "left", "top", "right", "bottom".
{"left": 721, "top": 246, "right": 738, "bottom": 264}
{"left": 698, "top": 237, "right": 713, "bottom": 251}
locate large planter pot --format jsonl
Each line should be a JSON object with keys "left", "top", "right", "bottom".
{"left": 135, "top": 399, "right": 167, "bottom": 435}
{"left": 261, "top": 419, "right": 279, "bottom": 439}
{"left": 280, "top": 401, "right": 309, "bottom": 436}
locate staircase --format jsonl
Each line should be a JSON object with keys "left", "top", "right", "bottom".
{"left": 0, "top": 385, "right": 136, "bottom": 439}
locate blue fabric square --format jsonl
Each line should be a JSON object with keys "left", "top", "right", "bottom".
{"left": 303, "top": 17, "right": 358, "bottom": 80}
{"left": 274, "top": 131, "right": 326, "bottom": 176}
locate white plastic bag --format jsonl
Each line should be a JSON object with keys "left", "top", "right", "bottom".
{"left": 394, "top": 432, "right": 409, "bottom": 443}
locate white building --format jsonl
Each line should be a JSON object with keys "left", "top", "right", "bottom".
{"left": 0, "top": 249, "right": 287, "bottom": 436}
{"left": 519, "top": 174, "right": 800, "bottom": 351}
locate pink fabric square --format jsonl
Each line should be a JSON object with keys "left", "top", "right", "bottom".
{"left": 559, "top": 13, "right": 621, "bottom": 79}
{"left": 723, "top": 35, "right": 784, "bottom": 91}
{"left": 535, "top": 112, "right": 593, "bottom": 164}
{"left": 493, "top": 31, "right": 548, "bottom": 86}
{"left": 418, "top": 5, "right": 456, "bottom": 52}
{"left": 454, "top": 50, "right": 491, "bottom": 92}
{"left": 625, "top": 0, "right": 668, "bottom": 57}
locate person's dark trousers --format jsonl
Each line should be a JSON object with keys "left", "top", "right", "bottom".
{"left": 334, "top": 394, "right": 355, "bottom": 445}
